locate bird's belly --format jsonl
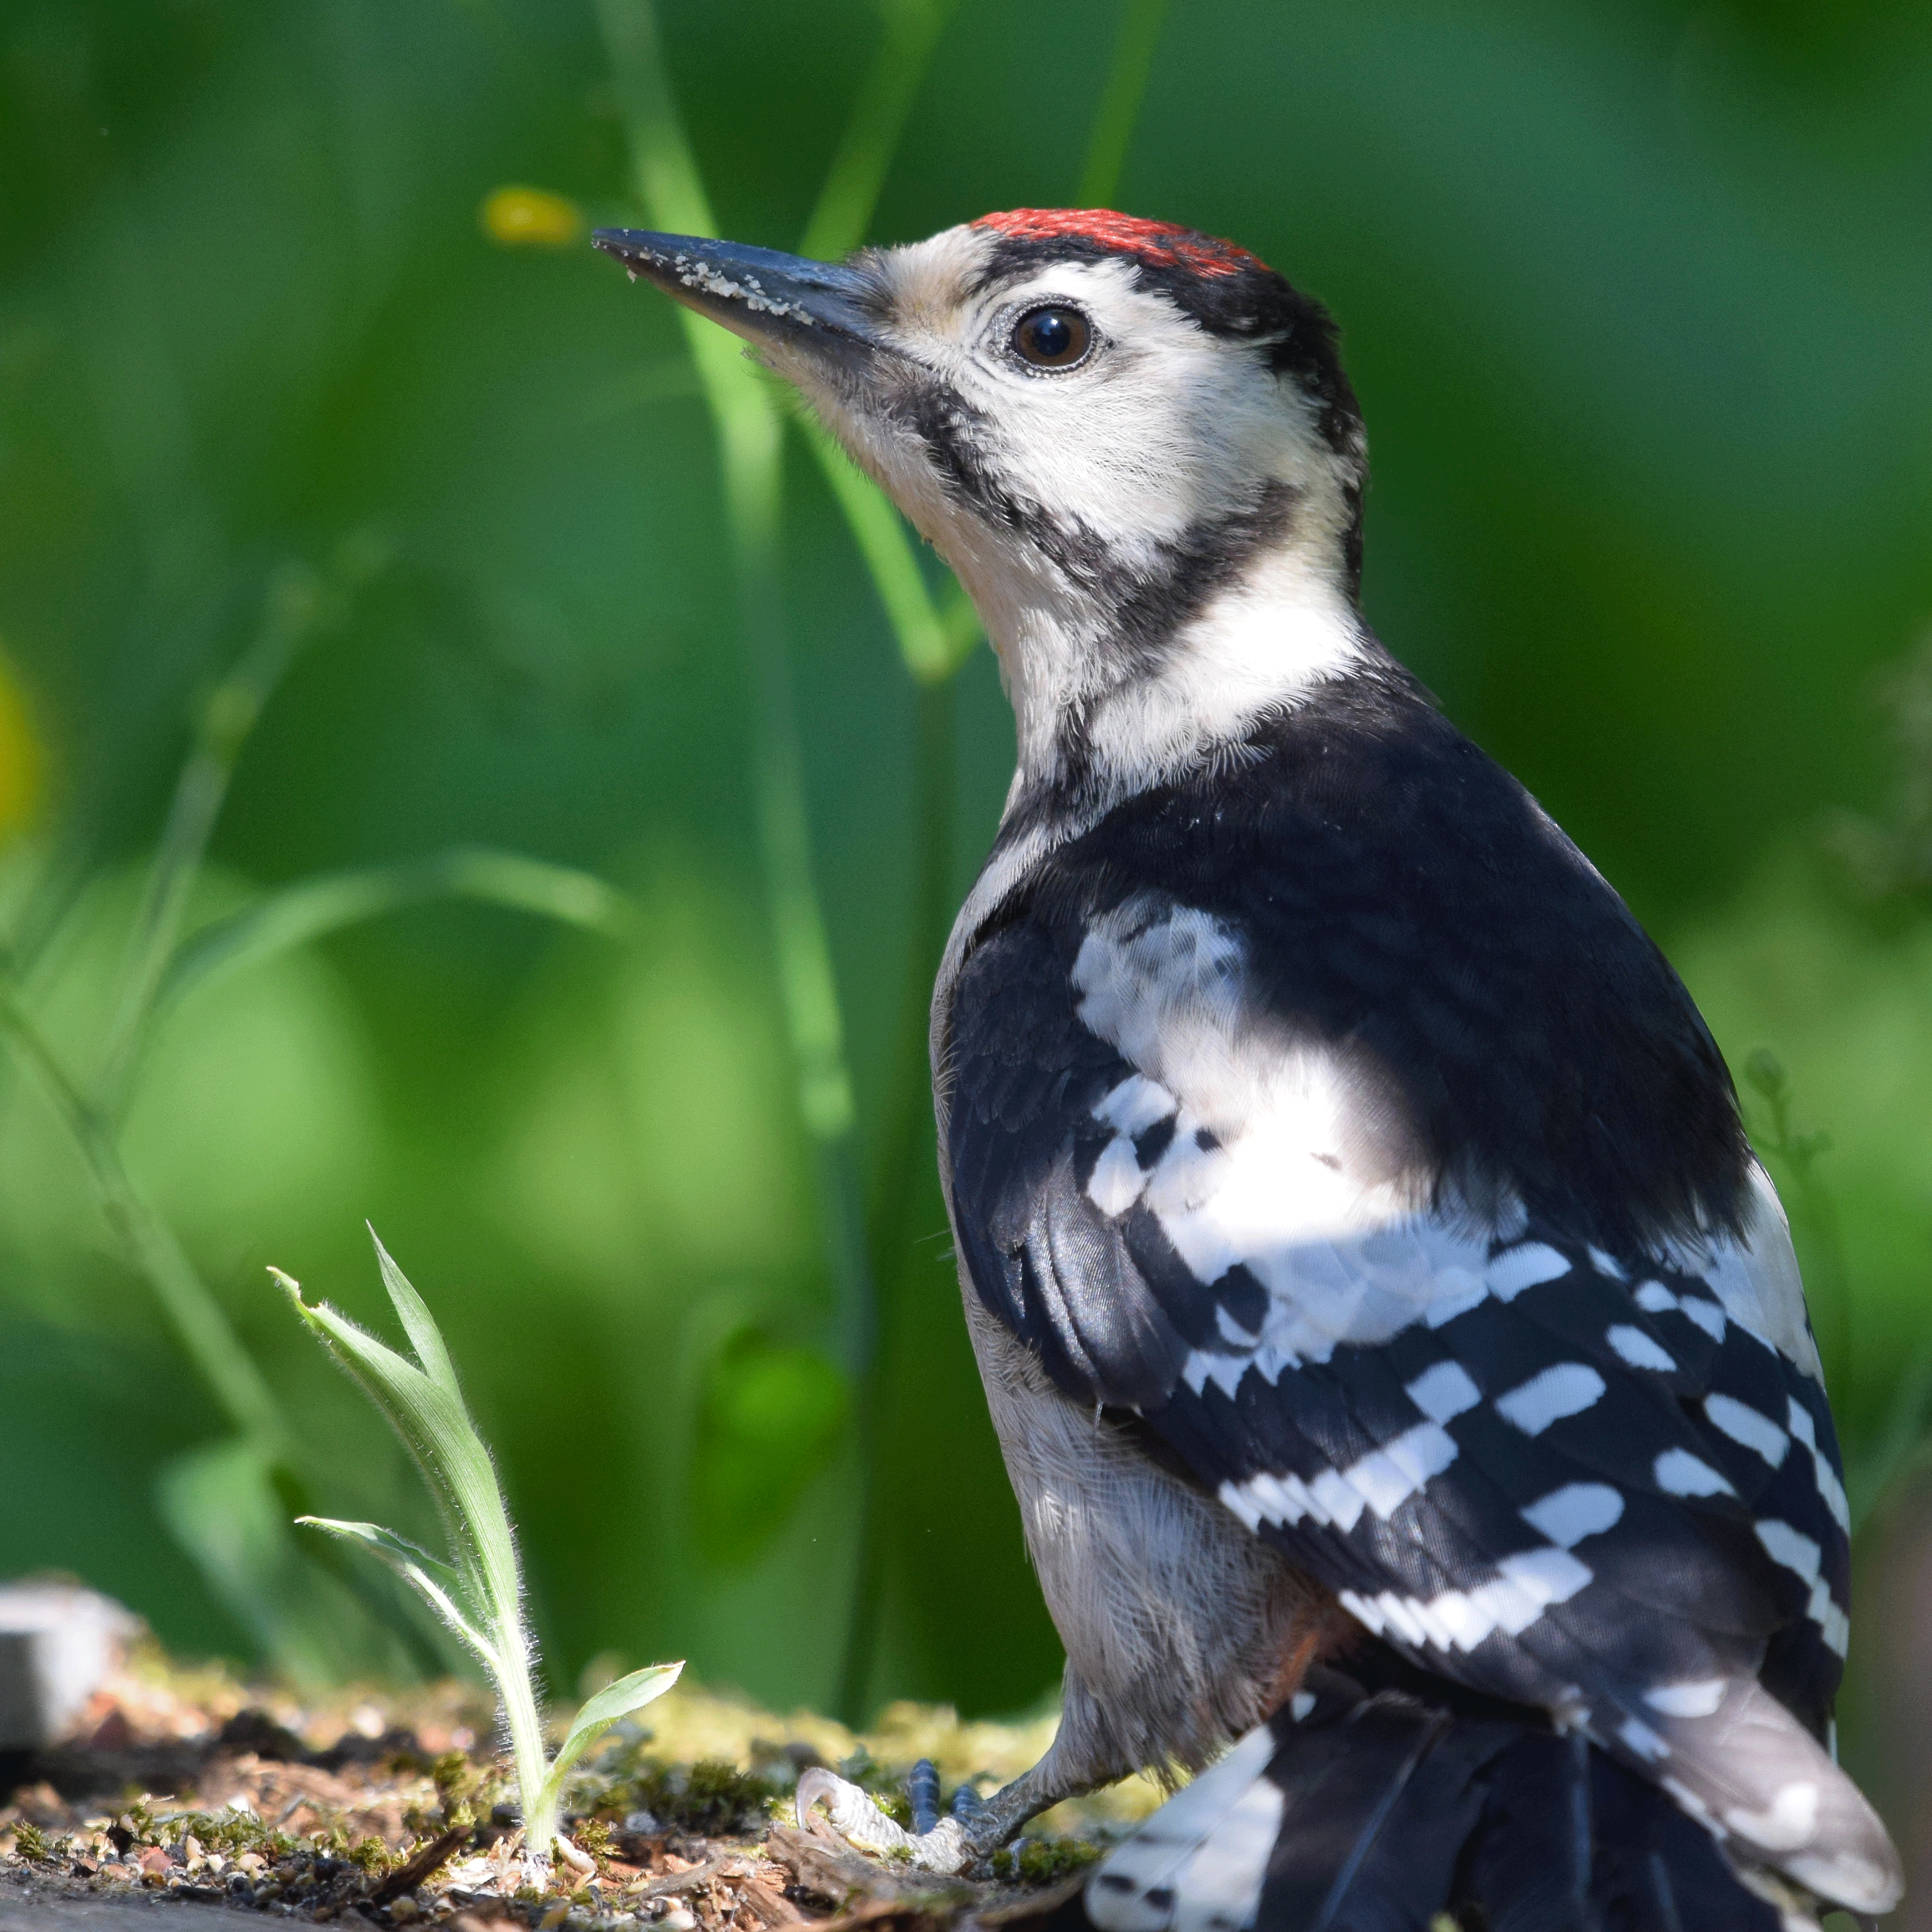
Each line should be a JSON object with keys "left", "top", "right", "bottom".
{"left": 961, "top": 1289, "right": 1331, "bottom": 1784}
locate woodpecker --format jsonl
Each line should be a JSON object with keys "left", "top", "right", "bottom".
{"left": 596, "top": 210, "right": 1902, "bottom": 1931}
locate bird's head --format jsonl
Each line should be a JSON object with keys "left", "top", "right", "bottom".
{"left": 596, "top": 211, "right": 1370, "bottom": 806}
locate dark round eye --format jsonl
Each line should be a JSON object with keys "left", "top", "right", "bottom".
{"left": 1011, "top": 305, "right": 1093, "bottom": 370}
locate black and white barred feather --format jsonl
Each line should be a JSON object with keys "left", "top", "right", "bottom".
{"left": 939, "top": 663, "right": 1897, "bottom": 1926}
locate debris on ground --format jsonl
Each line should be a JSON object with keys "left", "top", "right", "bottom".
{"left": 0, "top": 1639, "right": 1160, "bottom": 1930}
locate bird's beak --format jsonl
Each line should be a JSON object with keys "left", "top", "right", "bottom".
{"left": 592, "top": 228, "right": 886, "bottom": 363}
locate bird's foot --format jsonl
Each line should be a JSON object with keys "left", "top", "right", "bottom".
{"left": 795, "top": 1758, "right": 998, "bottom": 1876}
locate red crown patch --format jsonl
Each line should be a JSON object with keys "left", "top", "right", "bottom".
{"left": 971, "top": 209, "right": 1263, "bottom": 281}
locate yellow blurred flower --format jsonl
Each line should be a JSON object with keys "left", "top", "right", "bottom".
{"left": 0, "top": 654, "right": 42, "bottom": 843}
{"left": 479, "top": 185, "right": 584, "bottom": 248}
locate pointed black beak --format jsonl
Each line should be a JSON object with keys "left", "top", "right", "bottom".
{"left": 593, "top": 228, "right": 885, "bottom": 358}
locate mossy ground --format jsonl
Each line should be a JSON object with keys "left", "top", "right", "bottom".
{"left": 0, "top": 1646, "right": 1149, "bottom": 1930}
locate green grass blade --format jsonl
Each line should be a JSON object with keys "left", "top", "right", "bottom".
{"left": 799, "top": 421, "right": 978, "bottom": 684}
{"left": 534, "top": 1663, "right": 683, "bottom": 1823}
{"left": 0, "top": 984, "right": 288, "bottom": 1453}
{"left": 153, "top": 846, "right": 643, "bottom": 1022}
{"left": 1076, "top": 0, "right": 1170, "bottom": 208}
{"left": 100, "top": 560, "right": 327, "bottom": 1105}
{"left": 368, "top": 1226, "right": 463, "bottom": 1404}
{"left": 297, "top": 1516, "right": 496, "bottom": 1666}
{"left": 798, "top": 0, "right": 953, "bottom": 263}
{"left": 274, "top": 1273, "right": 518, "bottom": 1637}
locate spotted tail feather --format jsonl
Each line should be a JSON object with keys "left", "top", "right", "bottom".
{"left": 1084, "top": 1663, "right": 1813, "bottom": 1932}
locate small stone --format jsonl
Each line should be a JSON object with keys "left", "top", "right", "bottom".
{"left": 0, "top": 1582, "right": 140, "bottom": 1750}
{"left": 622, "top": 1812, "right": 659, "bottom": 1836}
{"left": 660, "top": 1909, "right": 696, "bottom": 1931}
{"left": 390, "top": 1897, "right": 421, "bottom": 1922}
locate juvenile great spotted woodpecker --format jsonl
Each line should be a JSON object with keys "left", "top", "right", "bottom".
{"left": 596, "top": 210, "right": 1903, "bottom": 1931}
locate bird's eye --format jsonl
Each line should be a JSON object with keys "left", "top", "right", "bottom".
{"left": 1011, "top": 305, "right": 1093, "bottom": 370}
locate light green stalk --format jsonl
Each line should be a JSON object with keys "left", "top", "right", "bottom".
{"left": 597, "top": 0, "right": 877, "bottom": 1380}
{"left": 834, "top": 0, "right": 1171, "bottom": 1718}
{"left": 1076, "top": 0, "right": 1170, "bottom": 209}
{"left": 154, "top": 847, "right": 643, "bottom": 1019}
{"left": 0, "top": 982, "right": 286, "bottom": 1453}
{"left": 99, "top": 538, "right": 386, "bottom": 1115}
{"left": 284, "top": 1234, "right": 680, "bottom": 1866}
{"left": 798, "top": 0, "right": 953, "bottom": 265}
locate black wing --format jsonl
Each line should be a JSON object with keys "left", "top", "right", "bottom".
{"left": 943, "top": 898, "right": 1876, "bottom": 1901}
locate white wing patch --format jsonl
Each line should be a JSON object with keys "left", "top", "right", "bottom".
{"left": 1068, "top": 900, "right": 1813, "bottom": 1397}
{"left": 1667, "top": 1165, "right": 1822, "bottom": 1384}
{"left": 1071, "top": 899, "right": 1507, "bottom": 1368}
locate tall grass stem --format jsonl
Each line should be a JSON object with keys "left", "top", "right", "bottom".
{"left": 1076, "top": 0, "right": 1170, "bottom": 209}
{"left": 0, "top": 983, "right": 287, "bottom": 1452}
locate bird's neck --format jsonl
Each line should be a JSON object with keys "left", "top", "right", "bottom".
{"left": 967, "top": 519, "right": 1367, "bottom": 825}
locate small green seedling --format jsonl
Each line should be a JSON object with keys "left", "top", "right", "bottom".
{"left": 275, "top": 1230, "right": 681, "bottom": 1874}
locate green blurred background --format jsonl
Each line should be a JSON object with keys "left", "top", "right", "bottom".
{"left": 4, "top": 0, "right": 1932, "bottom": 1905}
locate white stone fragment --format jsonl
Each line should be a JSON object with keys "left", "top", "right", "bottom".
{"left": 0, "top": 1580, "right": 139, "bottom": 1749}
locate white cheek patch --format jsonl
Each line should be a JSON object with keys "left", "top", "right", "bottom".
{"left": 922, "top": 256, "right": 1301, "bottom": 550}
{"left": 839, "top": 242, "right": 1368, "bottom": 798}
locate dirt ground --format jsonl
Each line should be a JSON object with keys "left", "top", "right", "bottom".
{"left": 0, "top": 1648, "right": 1155, "bottom": 1931}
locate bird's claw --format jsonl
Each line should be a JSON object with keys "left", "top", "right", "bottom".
{"left": 795, "top": 1760, "right": 977, "bottom": 1875}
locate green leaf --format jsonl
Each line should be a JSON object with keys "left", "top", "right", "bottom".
{"left": 368, "top": 1226, "right": 462, "bottom": 1404}
{"left": 801, "top": 423, "right": 970, "bottom": 685}
{"left": 273, "top": 1262, "right": 550, "bottom": 1834}
{"left": 154, "top": 847, "right": 643, "bottom": 1022}
{"left": 273, "top": 1271, "right": 513, "bottom": 1612}
{"left": 296, "top": 1516, "right": 495, "bottom": 1668}
{"left": 534, "top": 1662, "right": 683, "bottom": 1823}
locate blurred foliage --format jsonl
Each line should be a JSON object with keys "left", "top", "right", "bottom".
{"left": 1, "top": 0, "right": 1931, "bottom": 1863}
